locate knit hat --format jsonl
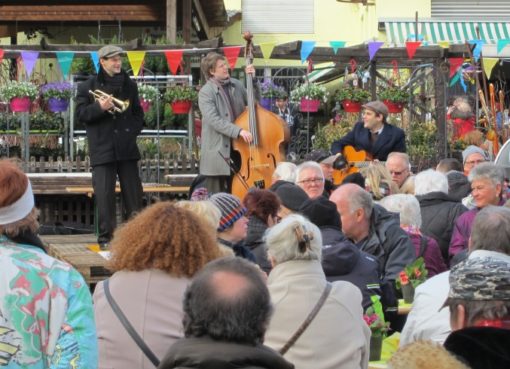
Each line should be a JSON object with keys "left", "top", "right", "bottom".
{"left": 299, "top": 196, "right": 341, "bottom": 229}
{"left": 270, "top": 182, "right": 308, "bottom": 212}
{"left": 446, "top": 170, "right": 471, "bottom": 201}
{"left": 190, "top": 187, "right": 209, "bottom": 201}
{"left": 462, "top": 145, "right": 488, "bottom": 165}
{"left": 209, "top": 193, "right": 247, "bottom": 232}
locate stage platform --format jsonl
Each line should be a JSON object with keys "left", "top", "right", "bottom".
{"left": 41, "top": 233, "right": 111, "bottom": 289}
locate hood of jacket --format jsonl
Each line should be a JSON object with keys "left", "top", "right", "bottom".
{"left": 417, "top": 191, "right": 459, "bottom": 206}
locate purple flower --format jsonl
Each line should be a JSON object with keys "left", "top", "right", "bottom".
{"left": 41, "top": 82, "right": 73, "bottom": 100}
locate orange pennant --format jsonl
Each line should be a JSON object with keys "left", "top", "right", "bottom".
{"left": 406, "top": 41, "right": 421, "bottom": 59}
{"left": 165, "top": 50, "right": 183, "bottom": 75}
{"left": 223, "top": 46, "right": 242, "bottom": 69}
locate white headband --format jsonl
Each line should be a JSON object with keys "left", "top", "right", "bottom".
{"left": 0, "top": 181, "right": 34, "bottom": 225}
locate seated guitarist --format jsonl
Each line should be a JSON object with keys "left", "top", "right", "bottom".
{"left": 331, "top": 100, "right": 406, "bottom": 162}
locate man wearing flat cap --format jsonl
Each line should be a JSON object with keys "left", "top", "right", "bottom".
{"left": 330, "top": 100, "right": 406, "bottom": 161}
{"left": 75, "top": 44, "right": 144, "bottom": 249}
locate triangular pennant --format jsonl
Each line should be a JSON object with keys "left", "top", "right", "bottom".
{"left": 448, "top": 57, "right": 464, "bottom": 78}
{"left": 127, "top": 51, "right": 146, "bottom": 76}
{"left": 20, "top": 51, "right": 39, "bottom": 77}
{"left": 329, "top": 41, "right": 346, "bottom": 54}
{"left": 497, "top": 39, "right": 510, "bottom": 54}
{"left": 0, "top": 49, "right": 4, "bottom": 63}
{"left": 449, "top": 73, "right": 460, "bottom": 87}
{"left": 90, "top": 51, "right": 100, "bottom": 73}
{"left": 300, "top": 41, "right": 316, "bottom": 63}
{"left": 259, "top": 42, "right": 276, "bottom": 60}
{"left": 368, "top": 42, "right": 384, "bottom": 61}
{"left": 165, "top": 50, "right": 183, "bottom": 75}
{"left": 469, "top": 39, "right": 484, "bottom": 62}
{"left": 223, "top": 46, "right": 242, "bottom": 69}
{"left": 55, "top": 51, "right": 74, "bottom": 79}
{"left": 405, "top": 41, "right": 421, "bottom": 59}
{"left": 438, "top": 41, "right": 450, "bottom": 48}
{"left": 483, "top": 58, "right": 499, "bottom": 79}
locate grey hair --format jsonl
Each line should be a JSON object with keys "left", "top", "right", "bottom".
{"left": 386, "top": 152, "right": 411, "bottom": 169}
{"left": 346, "top": 185, "right": 373, "bottom": 220}
{"left": 414, "top": 169, "right": 449, "bottom": 195}
{"left": 470, "top": 206, "right": 510, "bottom": 254}
{"left": 295, "top": 161, "right": 324, "bottom": 183}
{"left": 273, "top": 162, "right": 297, "bottom": 183}
{"left": 468, "top": 162, "right": 505, "bottom": 186}
{"left": 264, "top": 213, "right": 322, "bottom": 264}
{"left": 449, "top": 299, "right": 510, "bottom": 327}
{"left": 379, "top": 194, "right": 422, "bottom": 228}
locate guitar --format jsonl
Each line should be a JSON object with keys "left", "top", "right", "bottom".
{"left": 332, "top": 145, "right": 375, "bottom": 185}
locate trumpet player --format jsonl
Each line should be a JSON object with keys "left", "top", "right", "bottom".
{"left": 75, "top": 44, "right": 144, "bottom": 249}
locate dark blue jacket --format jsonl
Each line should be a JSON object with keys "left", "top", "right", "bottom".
{"left": 331, "top": 122, "right": 406, "bottom": 161}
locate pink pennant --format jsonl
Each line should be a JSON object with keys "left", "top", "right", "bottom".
{"left": 406, "top": 41, "right": 422, "bottom": 60}
{"left": 448, "top": 57, "right": 464, "bottom": 78}
{"left": 165, "top": 50, "right": 184, "bottom": 75}
{"left": 223, "top": 46, "right": 242, "bottom": 69}
{"left": 0, "top": 49, "right": 4, "bottom": 63}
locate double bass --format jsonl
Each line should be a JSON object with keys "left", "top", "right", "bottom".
{"left": 231, "top": 32, "right": 289, "bottom": 199}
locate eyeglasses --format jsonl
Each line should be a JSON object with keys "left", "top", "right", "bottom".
{"left": 297, "top": 178, "right": 324, "bottom": 185}
{"left": 465, "top": 159, "right": 486, "bottom": 166}
{"left": 389, "top": 170, "right": 407, "bottom": 176}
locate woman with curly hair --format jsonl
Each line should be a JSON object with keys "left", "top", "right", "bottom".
{"left": 93, "top": 202, "right": 222, "bottom": 369}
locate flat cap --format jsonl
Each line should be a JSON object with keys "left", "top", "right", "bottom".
{"left": 98, "top": 45, "right": 124, "bottom": 59}
{"left": 362, "top": 100, "right": 389, "bottom": 119}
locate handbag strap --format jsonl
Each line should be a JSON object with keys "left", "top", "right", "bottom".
{"left": 279, "top": 283, "right": 332, "bottom": 355}
{"left": 103, "top": 279, "right": 160, "bottom": 367}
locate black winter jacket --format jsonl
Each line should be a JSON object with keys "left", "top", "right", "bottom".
{"left": 75, "top": 68, "right": 144, "bottom": 166}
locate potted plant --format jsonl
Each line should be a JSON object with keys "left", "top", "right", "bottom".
{"left": 378, "top": 85, "right": 410, "bottom": 113}
{"left": 334, "top": 86, "right": 371, "bottom": 113}
{"left": 290, "top": 82, "right": 329, "bottom": 112}
{"left": 395, "top": 257, "right": 428, "bottom": 303}
{"left": 40, "top": 82, "right": 73, "bottom": 112}
{"left": 0, "top": 80, "right": 39, "bottom": 112}
{"left": 363, "top": 302, "right": 390, "bottom": 362}
{"left": 137, "top": 83, "right": 160, "bottom": 113}
{"left": 164, "top": 85, "right": 198, "bottom": 114}
{"left": 259, "top": 80, "right": 285, "bottom": 110}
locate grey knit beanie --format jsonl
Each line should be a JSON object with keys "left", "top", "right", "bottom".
{"left": 462, "top": 145, "right": 487, "bottom": 165}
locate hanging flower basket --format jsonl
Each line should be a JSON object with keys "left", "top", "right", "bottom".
{"left": 259, "top": 97, "right": 273, "bottom": 110}
{"left": 171, "top": 100, "right": 192, "bottom": 114}
{"left": 342, "top": 100, "right": 362, "bottom": 113}
{"left": 383, "top": 100, "right": 405, "bottom": 113}
{"left": 300, "top": 98, "right": 320, "bottom": 112}
{"left": 140, "top": 99, "right": 152, "bottom": 113}
{"left": 47, "top": 97, "right": 69, "bottom": 112}
{"left": 10, "top": 97, "right": 32, "bottom": 112}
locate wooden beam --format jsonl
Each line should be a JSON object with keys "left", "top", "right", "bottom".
{"left": 166, "top": 0, "right": 177, "bottom": 43}
{"left": 193, "top": 0, "right": 211, "bottom": 39}
{"left": 183, "top": 0, "right": 192, "bottom": 44}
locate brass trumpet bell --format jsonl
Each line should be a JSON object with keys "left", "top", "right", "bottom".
{"left": 89, "top": 89, "right": 130, "bottom": 114}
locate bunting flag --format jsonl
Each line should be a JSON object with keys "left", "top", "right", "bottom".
{"left": 223, "top": 46, "right": 242, "bottom": 69}
{"left": 448, "top": 57, "right": 464, "bottom": 78}
{"left": 0, "top": 49, "right": 4, "bottom": 64}
{"left": 20, "top": 51, "right": 39, "bottom": 77}
{"left": 459, "top": 70, "right": 467, "bottom": 92}
{"left": 368, "top": 41, "right": 384, "bottom": 61}
{"left": 300, "top": 41, "right": 316, "bottom": 63}
{"left": 405, "top": 41, "right": 421, "bottom": 59}
{"left": 438, "top": 41, "right": 450, "bottom": 48}
{"left": 497, "top": 39, "right": 510, "bottom": 54}
{"left": 55, "top": 51, "right": 74, "bottom": 79}
{"left": 483, "top": 58, "right": 499, "bottom": 79}
{"left": 469, "top": 40, "right": 484, "bottom": 62}
{"left": 329, "top": 41, "right": 346, "bottom": 54}
{"left": 165, "top": 50, "right": 183, "bottom": 75}
{"left": 259, "top": 42, "right": 276, "bottom": 60}
{"left": 127, "top": 51, "right": 146, "bottom": 76}
{"left": 449, "top": 72, "right": 460, "bottom": 87}
{"left": 90, "top": 51, "right": 100, "bottom": 73}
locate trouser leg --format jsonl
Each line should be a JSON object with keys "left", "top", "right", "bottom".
{"left": 92, "top": 163, "right": 117, "bottom": 244}
{"left": 117, "top": 160, "right": 143, "bottom": 221}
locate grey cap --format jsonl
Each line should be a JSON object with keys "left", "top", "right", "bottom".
{"left": 362, "top": 100, "right": 389, "bottom": 119}
{"left": 447, "top": 257, "right": 510, "bottom": 302}
{"left": 462, "top": 145, "right": 488, "bottom": 165}
{"left": 98, "top": 45, "right": 124, "bottom": 59}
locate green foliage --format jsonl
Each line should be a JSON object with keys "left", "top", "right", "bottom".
{"left": 407, "top": 120, "right": 438, "bottom": 171}
{"left": 313, "top": 120, "right": 352, "bottom": 151}
{"left": 396, "top": 257, "right": 428, "bottom": 289}
{"left": 0, "top": 81, "right": 39, "bottom": 100}
{"left": 29, "top": 111, "right": 64, "bottom": 131}
{"left": 164, "top": 85, "right": 198, "bottom": 103}
{"left": 290, "top": 82, "right": 329, "bottom": 103}
{"left": 137, "top": 83, "right": 161, "bottom": 102}
{"left": 334, "top": 86, "right": 371, "bottom": 102}
{"left": 378, "top": 86, "right": 410, "bottom": 103}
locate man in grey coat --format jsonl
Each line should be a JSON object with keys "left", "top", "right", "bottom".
{"left": 198, "top": 52, "right": 254, "bottom": 194}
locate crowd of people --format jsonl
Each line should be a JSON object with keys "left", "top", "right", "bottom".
{"left": 1, "top": 48, "right": 510, "bottom": 369}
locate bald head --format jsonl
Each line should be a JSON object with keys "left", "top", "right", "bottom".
{"left": 210, "top": 270, "right": 252, "bottom": 300}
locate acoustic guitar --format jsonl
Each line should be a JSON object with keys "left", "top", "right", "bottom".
{"left": 332, "top": 145, "right": 374, "bottom": 185}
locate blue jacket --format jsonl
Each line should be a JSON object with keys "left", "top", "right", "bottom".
{"left": 331, "top": 122, "right": 406, "bottom": 161}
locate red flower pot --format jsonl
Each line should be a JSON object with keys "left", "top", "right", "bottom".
{"left": 383, "top": 100, "right": 404, "bottom": 113}
{"left": 48, "top": 97, "right": 69, "bottom": 112}
{"left": 300, "top": 98, "right": 320, "bottom": 112}
{"left": 140, "top": 99, "right": 152, "bottom": 113}
{"left": 10, "top": 97, "right": 31, "bottom": 112}
{"left": 171, "top": 100, "right": 192, "bottom": 114}
{"left": 342, "top": 100, "right": 362, "bottom": 113}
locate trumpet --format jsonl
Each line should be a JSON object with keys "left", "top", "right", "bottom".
{"left": 89, "top": 89, "right": 130, "bottom": 114}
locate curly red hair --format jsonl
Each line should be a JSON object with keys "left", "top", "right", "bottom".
{"left": 108, "top": 202, "right": 222, "bottom": 277}
{"left": 243, "top": 189, "right": 280, "bottom": 224}
{"left": 0, "top": 159, "right": 28, "bottom": 207}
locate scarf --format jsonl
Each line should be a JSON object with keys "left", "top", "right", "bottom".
{"left": 211, "top": 77, "right": 236, "bottom": 121}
